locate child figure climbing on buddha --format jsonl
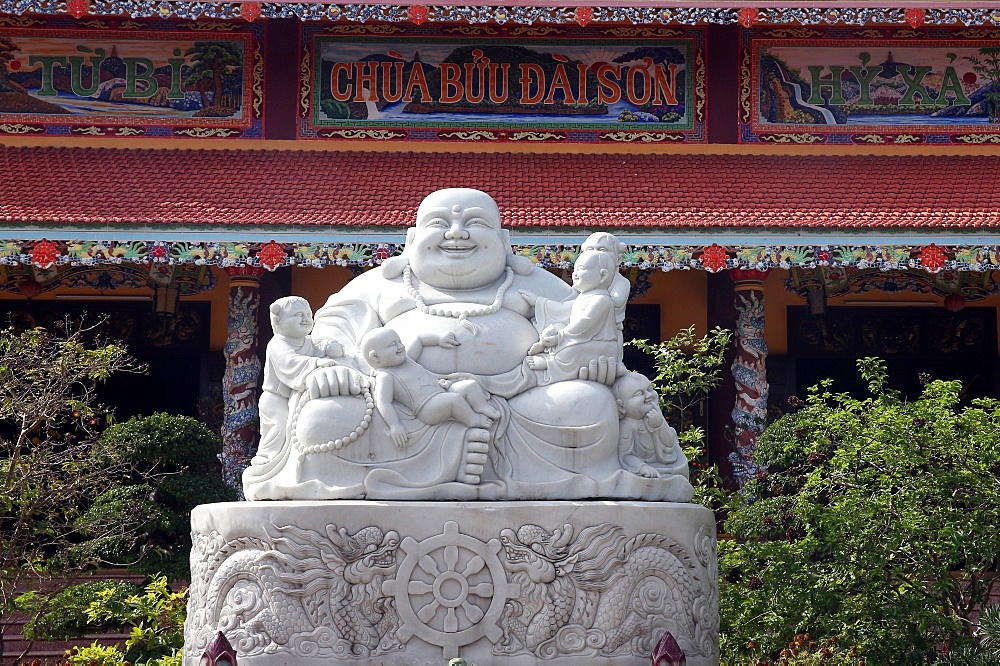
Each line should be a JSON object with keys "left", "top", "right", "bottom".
{"left": 520, "top": 248, "right": 625, "bottom": 383}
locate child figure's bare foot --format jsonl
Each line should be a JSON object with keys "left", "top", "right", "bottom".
{"left": 452, "top": 380, "right": 501, "bottom": 421}
{"left": 470, "top": 414, "right": 493, "bottom": 430}
{"left": 476, "top": 404, "right": 501, "bottom": 421}
{"left": 467, "top": 394, "right": 500, "bottom": 421}
{"left": 526, "top": 355, "right": 548, "bottom": 371}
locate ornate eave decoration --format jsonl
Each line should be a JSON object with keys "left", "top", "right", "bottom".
{"left": 786, "top": 265, "right": 999, "bottom": 300}
{"left": 4, "top": 2, "right": 1000, "bottom": 25}
{"left": 4, "top": 239, "right": 1000, "bottom": 274}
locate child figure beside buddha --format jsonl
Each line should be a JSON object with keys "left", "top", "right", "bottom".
{"left": 475, "top": 248, "right": 624, "bottom": 397}
{"left": 255, "top": 297, "right": 344, "bottom": 466}
{"left": 613, "top": 371, "right": 689, "bottom": 480}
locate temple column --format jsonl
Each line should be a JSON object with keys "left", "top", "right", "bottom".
{"left": 220, "top": 266, "right": 265, "bottom": 493}
{"left": 727, "top": 269, "right": 769, "bottom": 486}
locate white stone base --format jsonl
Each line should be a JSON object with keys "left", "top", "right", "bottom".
{"left": 184, "top": 501, "right": 719, "bottom": 665}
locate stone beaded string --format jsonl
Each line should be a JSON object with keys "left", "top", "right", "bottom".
{"left": 403, "top": 265, "right": 514, "bottom": 335}
{"left": 294, "top": 382, "right": 376, "bottom": 460}
{"left": 294, "top": 265, "right": 514, "bottom": 460}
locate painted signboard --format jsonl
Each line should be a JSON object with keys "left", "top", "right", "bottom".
{"left": 299, "top": 25, "right": 705, "bottom": 143}
{"left": 0, "top": 19, "right": 263, "bottom": 138}
{"left": 740, "top": 26, "right": 1000, "bottom": 145}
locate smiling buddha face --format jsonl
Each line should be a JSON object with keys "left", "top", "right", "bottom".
{"left": 407, "top": 188, "right": 510, "bottom": 291}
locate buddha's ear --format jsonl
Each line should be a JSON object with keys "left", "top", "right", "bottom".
{"left": 381, "top": 228, "right": 416, "bottom": 278}
{"left": 380, "top": 255, "right": 408, "bottom": 278}
{"left": 507, "top": 254, "right": 534, "bottom": 276}
{"left": 503, "top": 229, "right": 534, "bottom": 275}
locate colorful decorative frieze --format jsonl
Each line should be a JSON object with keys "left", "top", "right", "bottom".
{"left": 0, "top": 261, "right": 217, "bottom": 294}
{"left": 786, "top": 265, "right": 998, "bottom": 300}
{"left": 740, "top": 27, "right": 1000, "bottom": 144}
{"left": 299, "top": 25, "right": 706, "bottom": 142}
{"left": 2, "top": 239, "right": 1000, "bottom": 273}
{"left": 0, "top": 19, "right": 264, "bottom": 138}
{"left": 6, "top": 4, "right": 1000, "bottom": 28}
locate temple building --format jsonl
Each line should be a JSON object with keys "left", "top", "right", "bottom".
{"left": 2, "top": 0, "right": 1000, "bottom": 488}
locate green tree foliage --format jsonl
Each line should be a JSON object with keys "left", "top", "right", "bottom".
{"left": 629, "top": 325, "right": 732, "bottom": 508}
{"left": 720, "top": 358, "right": 1000, "bottom": 664}
{"left": 15, "top": 580, "right": 142, "bottom": 642}
{"left": 965, "top": 47, "right": 1000, "bottom": 122}
{"left": 87, "top": 413, "right": 237, "bottom": 580}
{"left": 15, "top": 413, "right": 232, "bottom": 655}
{"left": 0, "top": 325, "right": 141, "bottom": 660}
{"left": 182, "top": 42, "right": 242, "bottom": 109}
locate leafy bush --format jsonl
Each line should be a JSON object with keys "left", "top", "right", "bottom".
{"left": 63, "top": 642, "right": 129, "bottom": 665}
{"left": 87, "top": 413, "right": 236, "bottom": 579}
{"left": 98, "top": 412, "right": 223, "bottom": 470}
{"left": 720, "top": 358, "right": 1000, "bottom": 664}
{"left": 60, "top": 575, "right": 185, "bottom": 666}
{"left": 935, "top": 603, "right": 1000, "bottom": 665}
{"left": 72, "top": 485, "right": 172, "bottom": 564}
{"left": 16, "top": 580, "right": 143, "bottom": 641}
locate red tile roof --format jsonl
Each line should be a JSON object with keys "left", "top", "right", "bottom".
{"left": 2, "top": 147, "right": 999, "bottom": 232}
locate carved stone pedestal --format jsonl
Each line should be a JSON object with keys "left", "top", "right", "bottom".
{"left": 183, "top": 501, "right": 719, "bottom": 665}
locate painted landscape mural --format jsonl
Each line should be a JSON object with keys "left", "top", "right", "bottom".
{"left": 741, "top": 28, "right": 1000, "bottom": 144}
{"left": 0, "top": 23, "right": 261, "bottom": 138}
{"left": 302, "top": 28, "right": 705, "bottom": 143}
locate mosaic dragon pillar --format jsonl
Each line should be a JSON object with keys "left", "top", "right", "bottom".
{"left": 220, "top": 266, "right": 264, "bottom": 493}
{"left": 728, "top": 269, "right": 769, "bottom": 486}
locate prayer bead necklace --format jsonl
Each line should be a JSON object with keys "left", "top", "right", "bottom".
{"left": 403, "top": 265, "right": 514, "bottom": 334}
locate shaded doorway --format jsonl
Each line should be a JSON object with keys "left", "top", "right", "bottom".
{"left": 0, "top": 301, "right": 212, "bottom": 420}
{"left": 788, "top": 306, "right": 997, "bottom": 400}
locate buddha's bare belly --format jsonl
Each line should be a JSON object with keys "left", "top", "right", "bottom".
{"left": 386, "top": 308, "right": 537, "bottom": 376}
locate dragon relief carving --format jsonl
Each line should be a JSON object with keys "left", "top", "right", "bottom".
{"left": 495, "top": 523, "right": 713, "bottom": 659}
{"left": 186, "top": 521, "right": 714, "bottom": 661}
{"left": 186, "top": 524, "right": 402, "bottom": 661}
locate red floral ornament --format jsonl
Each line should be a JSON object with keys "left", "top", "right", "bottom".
{"left": 408, "top": 4, "right": 428, "bottom": 25}
{"left": 257, "top": 241, "right": 288, "bottom": 272}
{"left": 18, "top": 279, "right": 42, "bottom": 299}
{"left": 738, "top": 7, "right": 758, "bottom": 27}
{"left": 374, "top": 245, "right": 392, "bottom": 262}
{"left": 816, "top": 248, "right": 831, "bottom": 264}
{"left": 574, "top": 6, "right": 593, "bottom": 26}
{"left": 151, "top": 243, "right": 169, "bottom": 260}
{"left": 920, "top": 243, "right": 946, "bottom": 272}
{"left": 240, "top": 1, "right": 261, "bottom": 21}
{"left": 68, "top": 0, "right": 88, "bottom": 18}
{"left": 30, "top": 239, "right": 61, "bottom": 270}
{"left": 943, "top": 293, "right": 966, "bottom": 313}
{"left": 701, "top": 244, "right": 729, "bottom": 273}
{"left": 905, "top": 7, "right": 925, "bottom": 27}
